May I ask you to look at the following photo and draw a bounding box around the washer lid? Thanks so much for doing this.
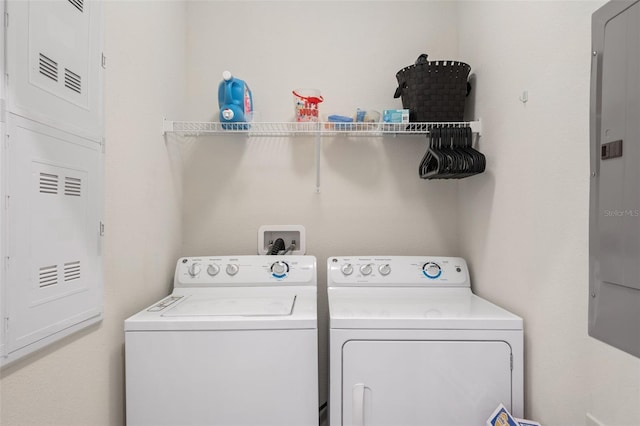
[124,286,317,331]
[328,287,522,330]
[162,294,296,317]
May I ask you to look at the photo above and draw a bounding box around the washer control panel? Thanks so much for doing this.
[146,295,183,312]
[174,255,316,287]
[328,256,469,287]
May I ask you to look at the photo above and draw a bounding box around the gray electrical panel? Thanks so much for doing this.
[589,0,640,358]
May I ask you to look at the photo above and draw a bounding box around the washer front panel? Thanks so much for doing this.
[126,328,318,426]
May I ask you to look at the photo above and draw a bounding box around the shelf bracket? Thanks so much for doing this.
[162,117,173,136]
[315,128,321,193]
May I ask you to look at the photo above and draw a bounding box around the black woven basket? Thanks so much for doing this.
[394,56,471,122]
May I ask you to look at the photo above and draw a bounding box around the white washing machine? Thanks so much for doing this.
[328,256,523,426]
[125,255,319,426]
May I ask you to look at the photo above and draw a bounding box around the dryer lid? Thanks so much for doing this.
[162,294,296,317]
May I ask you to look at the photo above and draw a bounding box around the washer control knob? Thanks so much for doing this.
[207,264,220,276]
[360,264,373,276]
[188,263,201,277]
[378,264,391,276]
[341,263,353,276]
[226,263,239,276]
[271,261,289,276]
[422,262,442,279]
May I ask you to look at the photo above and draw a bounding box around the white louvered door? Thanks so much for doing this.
[1,0,104,366]
[6,0,103,141]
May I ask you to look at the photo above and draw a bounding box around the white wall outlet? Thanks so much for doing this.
[258,225,306,255]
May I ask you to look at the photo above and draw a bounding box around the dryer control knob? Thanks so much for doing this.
[422,262,442,279]
[341,263,353,276]
[188,263,201,277]
[378,264,391,276]
[360,264,373,276]
[207,264,220,276]
[271,261,289,276]
[226,263,239,276]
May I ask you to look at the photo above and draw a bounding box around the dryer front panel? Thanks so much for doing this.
[341,340,512,426]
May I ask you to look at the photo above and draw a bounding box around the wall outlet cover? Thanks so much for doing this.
[258,225,306,255]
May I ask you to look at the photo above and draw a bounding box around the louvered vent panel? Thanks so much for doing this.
[39,54,58,82]
[64,177,82,197]
[39,173,59,194]
[64,69,82,94]
[64,261,81,282]
[39,265,58,288]
[68,0,83,12]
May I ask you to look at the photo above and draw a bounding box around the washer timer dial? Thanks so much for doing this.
[271,261,290,278]
[422,262,442,279]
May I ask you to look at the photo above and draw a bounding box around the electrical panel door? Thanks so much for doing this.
[589,0,640,358]
[5,0,103,141]
[0,0,6,361]
[4,117,103,360]
[1,0,104,366]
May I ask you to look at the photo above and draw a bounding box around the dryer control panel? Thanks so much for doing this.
[175,255,317,287]
[328,256,469,287]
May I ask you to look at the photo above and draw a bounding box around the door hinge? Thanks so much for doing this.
[99,221,105,236]
[510,353,513,371]
[101,53,107,69]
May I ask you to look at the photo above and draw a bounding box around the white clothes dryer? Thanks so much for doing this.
[125,255,318,426]
[328,256,523,426]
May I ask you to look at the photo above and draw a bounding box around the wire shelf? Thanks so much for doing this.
[162,118,482,193]
[163,120,481,136]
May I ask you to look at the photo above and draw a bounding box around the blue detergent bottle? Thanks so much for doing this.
[218,71,253,129]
